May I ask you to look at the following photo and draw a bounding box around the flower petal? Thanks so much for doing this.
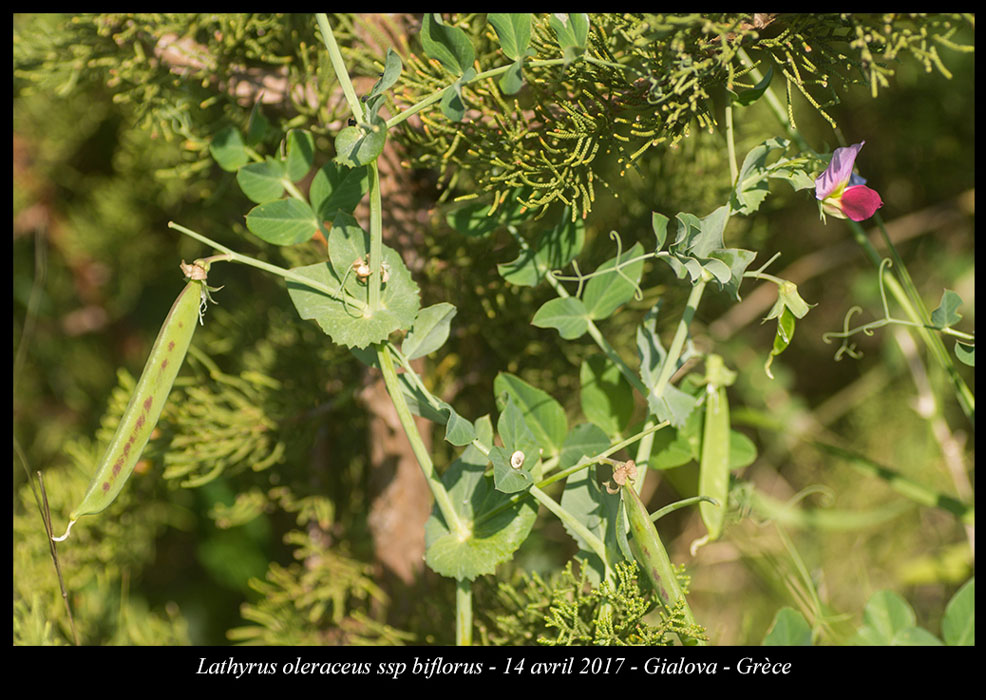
[815,141,865,200]
[840,185,883,221]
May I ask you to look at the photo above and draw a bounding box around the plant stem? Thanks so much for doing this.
[725,103,738,185]
[168,221,367,312]
[314,14,363,122]
[845,218,974,424]
[529,484,611,575]
[455,579,473,646]
[367,161,383,311]
[386,58,568,131]
[649,277,708,407]
[376,343,465,538]
[632,418,658,495]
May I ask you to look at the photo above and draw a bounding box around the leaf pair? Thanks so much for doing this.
[334,48,403,167]
[536,240,646,333]
[211,124,370,246]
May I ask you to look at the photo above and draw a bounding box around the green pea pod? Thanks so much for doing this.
[53,261,215,541]
[698,383,730,542]
[620,464,703,643]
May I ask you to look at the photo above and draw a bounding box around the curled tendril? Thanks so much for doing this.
[786,485,836,510]
[821,259,910,362]
[551,230,647,301]
[823,305,866,361]
[608,230,646,302]
[877,257,894,319]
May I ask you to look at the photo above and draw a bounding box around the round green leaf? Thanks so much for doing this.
[285,129,315,182]
[236,159,286,204]
[245,198,320,246]
[532,297,589,340]
[210,126,249,172]
[310,162,369,223]
[334,116,387,168]
[286,216,419,349]
[424,416,538,581]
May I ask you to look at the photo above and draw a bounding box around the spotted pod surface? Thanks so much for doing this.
[66,274,206,525]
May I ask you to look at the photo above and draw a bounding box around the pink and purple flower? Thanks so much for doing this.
[815,141,883,222]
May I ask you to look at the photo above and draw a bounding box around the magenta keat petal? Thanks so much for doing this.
[840,185,883,221]
[815,141,865,200]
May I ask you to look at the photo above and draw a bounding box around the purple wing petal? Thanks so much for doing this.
[815,142,865,200]
[841,185,883,221]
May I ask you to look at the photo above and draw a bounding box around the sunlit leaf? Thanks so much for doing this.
[245,198,319,246]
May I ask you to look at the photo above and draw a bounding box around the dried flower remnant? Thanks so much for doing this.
[606,459,638,494]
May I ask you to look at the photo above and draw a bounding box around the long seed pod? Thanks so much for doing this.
[618,460,704,644]
[698,383,730,541]
[693,354,735,554]
[53,260,216,541]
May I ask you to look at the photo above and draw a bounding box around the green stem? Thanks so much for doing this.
[632,418,658,495]
[650,495,719,523]
[386,58,568,131]
[455,579,473,646]
[725,103,738,186]
[376,344,465,537]
[845,218,974,423]
[315,14,364,122]
[367,161,383,311]
[283,179,308,204]
[649,277,708,407]
[529,484,611,576]
[168,222,367,312]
